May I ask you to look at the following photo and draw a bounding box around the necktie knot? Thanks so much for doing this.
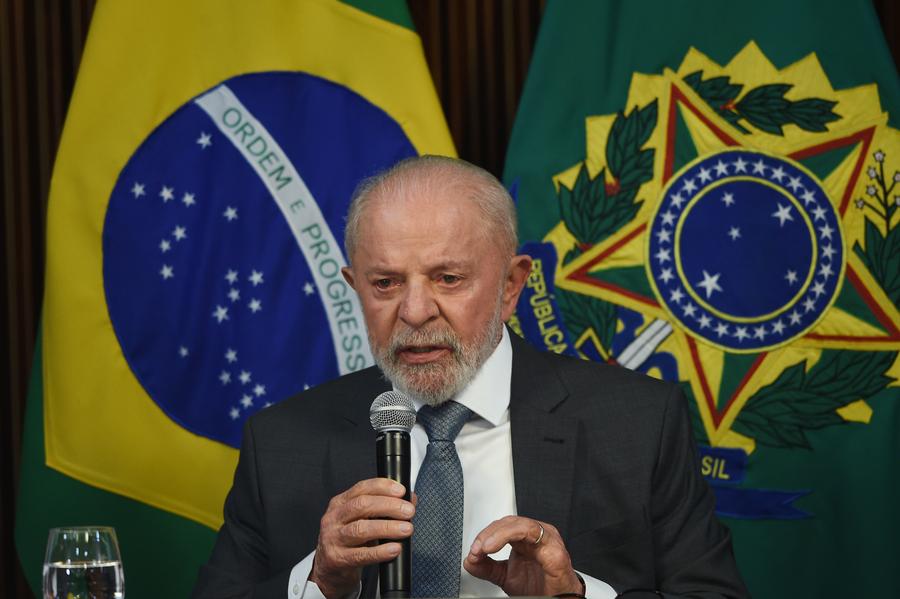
[417,401,472,442]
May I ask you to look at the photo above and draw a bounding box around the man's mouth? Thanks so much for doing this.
[396,345,451,364]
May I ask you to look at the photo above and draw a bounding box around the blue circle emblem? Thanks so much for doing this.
[647,149,844,352]
[103,72,417,447]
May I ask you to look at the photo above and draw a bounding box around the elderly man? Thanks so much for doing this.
[193,156,748,599]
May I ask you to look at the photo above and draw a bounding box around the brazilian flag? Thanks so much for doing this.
[506,0,900,597]
[15,1,453,596]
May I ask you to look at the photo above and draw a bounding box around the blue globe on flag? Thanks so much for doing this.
[103,72,417,447]
[646,149,845,352]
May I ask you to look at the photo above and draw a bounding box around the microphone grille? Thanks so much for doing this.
[369,391,416,433]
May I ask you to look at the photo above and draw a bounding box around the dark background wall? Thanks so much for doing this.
[0,1,896,597]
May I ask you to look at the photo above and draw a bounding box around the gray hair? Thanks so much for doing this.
[343,155,518,263]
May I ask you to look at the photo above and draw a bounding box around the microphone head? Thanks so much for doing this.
[369,391,416,433]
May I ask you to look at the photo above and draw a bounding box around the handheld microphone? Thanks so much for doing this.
[369,391,416,599]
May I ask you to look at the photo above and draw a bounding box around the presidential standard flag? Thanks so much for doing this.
[505,1,900,597]
[15,1,454,596]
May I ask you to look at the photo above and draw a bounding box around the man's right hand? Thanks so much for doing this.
[310,478,415,599]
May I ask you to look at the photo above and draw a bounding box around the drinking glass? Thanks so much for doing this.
[42,526,125,599]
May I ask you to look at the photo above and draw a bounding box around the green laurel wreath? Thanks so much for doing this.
[554,100,659,357]
[853,151,900,306]
[731,350,897,449]
[554,285,618,356]
[683,71,841,136]
[558,99,658,255]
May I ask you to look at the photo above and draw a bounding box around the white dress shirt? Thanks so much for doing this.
[288,328,615,599]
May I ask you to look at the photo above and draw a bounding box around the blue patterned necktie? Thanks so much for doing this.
[411,400,472,598]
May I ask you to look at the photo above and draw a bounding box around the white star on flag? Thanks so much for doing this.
[697,167,712,183]
[224,206,238,221]
[160,186,175,202]
[818,263,834,279]
[772,320,786,335]
[228,288,240,302]
[713,160,729,176]
[661,210,676,226]
[682,178,697,194]
[769,165,786,182]
[785,270,798,285]
[656,228,672,243]
[219,371,231,384]
[721,192,735,207]
[655,248,671,263]
[734,326,749,341]
[698,314,712,329]
[772,204,794,226]
[160,264,174,280]
[812,205,827,221]
[669,288,685,303]
[131,182,146,198]
[253,384,266,397]
[659,268,674,283]
[240,395,254,408]
[786,176,803,192]
[249,270,264,286]
[173,225,187,241]
[732,157,748,173]
[715,322,729,337]
[213,305,229,323]
[822,244,836,260]
[248,299,262,313]
[229,407,240,420]
[801,190,816,205]
[225,269,238,284]
[179,346,189,357]
[803,297,817,312]
[753,326,767,340]
[728,226,741,241]
[197,132,212,149]
[682,303,697,317]
[303,282,315,296]
[752,159,766,175]
[670,193,686,208]
[697,270,723,298]
[159,239,171,252]
[812,281,826,297]
[182,192,196,207]
[818,223,834,239]
[239,371,251,384]
[225,349,238,363]
[788,310,802,325]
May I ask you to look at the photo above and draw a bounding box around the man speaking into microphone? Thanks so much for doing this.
[193,156,748,598]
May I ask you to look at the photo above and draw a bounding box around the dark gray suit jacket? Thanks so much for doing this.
[193,333,748,598]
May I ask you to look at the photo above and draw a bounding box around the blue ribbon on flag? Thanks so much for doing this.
[699,445,811,519]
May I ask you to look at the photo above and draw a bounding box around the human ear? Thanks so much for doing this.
[500,254,532,321]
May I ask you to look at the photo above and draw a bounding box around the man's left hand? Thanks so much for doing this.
[464,516,584,597]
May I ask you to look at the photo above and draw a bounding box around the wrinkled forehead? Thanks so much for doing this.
[358,174,487,236]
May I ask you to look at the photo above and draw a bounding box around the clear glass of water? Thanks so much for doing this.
[43,526,125,599]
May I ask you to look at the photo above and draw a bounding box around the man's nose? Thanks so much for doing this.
[398,279,439,328]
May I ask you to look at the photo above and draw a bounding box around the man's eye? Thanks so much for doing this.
[440,274,461,285]
[374,278,394,289]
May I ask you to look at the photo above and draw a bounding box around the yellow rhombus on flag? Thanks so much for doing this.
[16,1,453,597]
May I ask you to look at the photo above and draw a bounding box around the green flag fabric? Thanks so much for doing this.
[505,1,900,597]
[15,1,453,597]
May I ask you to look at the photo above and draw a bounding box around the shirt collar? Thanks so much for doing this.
[408,326,512,427]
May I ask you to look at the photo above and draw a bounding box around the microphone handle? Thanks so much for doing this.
[376,430,411,599]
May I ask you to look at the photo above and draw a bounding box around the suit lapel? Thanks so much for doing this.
[508,333,579,538]
[324,368,391,495]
